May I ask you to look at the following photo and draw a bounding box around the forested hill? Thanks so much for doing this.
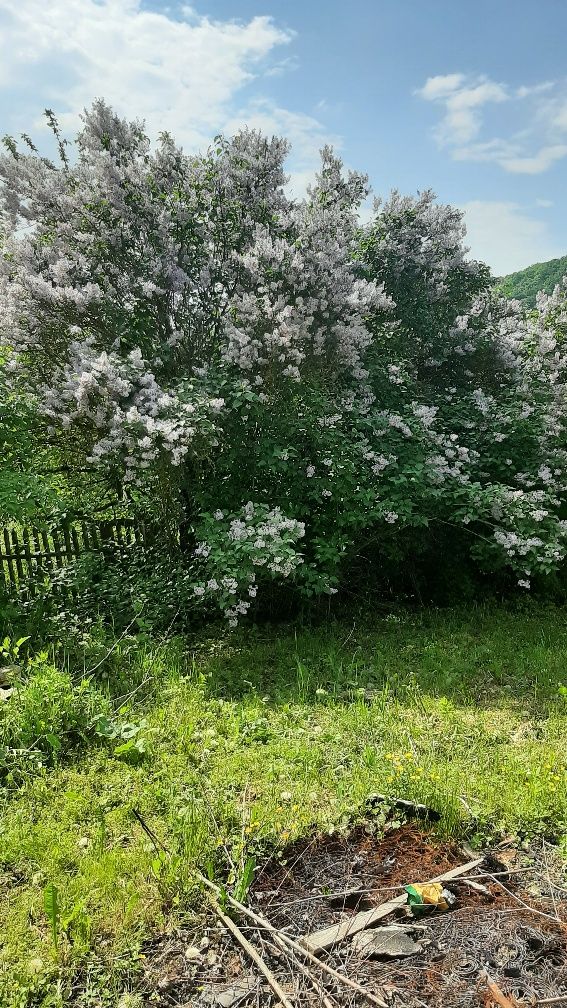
[495,254,567,306]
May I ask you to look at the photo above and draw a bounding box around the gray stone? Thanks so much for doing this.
[201,976,257,1006]
[351,925,423,958]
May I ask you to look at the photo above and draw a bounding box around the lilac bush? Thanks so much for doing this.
[1,103,566,621]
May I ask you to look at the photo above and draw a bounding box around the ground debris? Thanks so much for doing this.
[199,975,258,1006]
[351,924,424,958]
[137,825,567,1008]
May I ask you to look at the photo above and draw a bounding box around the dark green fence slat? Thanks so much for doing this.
[71,526,81,556]
[3,529,17,589]
[39,530,53,571]
[51,528,64,569]
[31,528,44,581]
[10,529,25,584]
[22,528,35,598]
[62,524,73,560]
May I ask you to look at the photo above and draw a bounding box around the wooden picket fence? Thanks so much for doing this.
[0,518,149,595]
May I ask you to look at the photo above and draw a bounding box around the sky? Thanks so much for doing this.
[0,0,566,275]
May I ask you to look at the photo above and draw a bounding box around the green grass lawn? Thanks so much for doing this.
[1,602,566,1006]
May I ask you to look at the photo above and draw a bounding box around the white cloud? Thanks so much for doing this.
[418,74,508,145]
[418,72,567,174]
[454,137,567,174]
[461,200,563,275]
[453,138,517,162]
[535,198,554,208]
[438,79,508,145]
[418,74,465,101]
[0,0,341,198]
[516,82,553,98]
[0,0,297,148]
[548,97,567,131]
[498,144,567,174]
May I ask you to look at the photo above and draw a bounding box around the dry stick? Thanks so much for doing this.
[541,839,561,923]
[275,868,528,909]
[526,998,567,1006]
[197,872,388,1008]
[484,872,566,924]
[266,935,336,1008]
[453,877,493,897]
[207,893,295,1008]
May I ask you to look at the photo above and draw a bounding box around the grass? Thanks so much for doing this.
[1,601,566,1006]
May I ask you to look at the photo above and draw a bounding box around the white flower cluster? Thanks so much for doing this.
[39,341,222,480]
[191,503,305,626]
[222,147,392,389]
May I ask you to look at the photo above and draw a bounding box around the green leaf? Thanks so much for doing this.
[43,882,60,951]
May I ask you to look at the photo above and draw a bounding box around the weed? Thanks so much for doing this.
[42,884,60,954]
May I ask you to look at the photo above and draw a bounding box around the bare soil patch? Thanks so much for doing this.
[141,825,567,1007]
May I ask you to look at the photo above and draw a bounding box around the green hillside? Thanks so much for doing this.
[496,254,567,307]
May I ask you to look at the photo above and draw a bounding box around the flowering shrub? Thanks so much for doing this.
[1,103,567,620]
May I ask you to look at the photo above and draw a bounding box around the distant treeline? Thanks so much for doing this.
[496,254,567,307]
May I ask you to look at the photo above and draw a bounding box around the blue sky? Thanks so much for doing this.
[1,0,566,274]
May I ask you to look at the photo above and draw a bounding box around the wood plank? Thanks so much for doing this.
[81,522,92,551]
[300,856,484,952]
[22,527,35,597]
[11,529,25,584]
[71,526,81,557]
[51,528,64,569]
[3,529,17,589]
[30,528,45,582]
[62,524,73,560]
[39,529,54,571]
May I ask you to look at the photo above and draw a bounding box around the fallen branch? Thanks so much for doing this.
[274,867,527,910]
[207,893,295,1008]
[197,872,388,1008]
[301,856,484,951]
[484,872,566,924]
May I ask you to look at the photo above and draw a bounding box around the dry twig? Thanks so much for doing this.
[206,893,295,1008]
[266,935,336,1008]
[198,871,388,1007]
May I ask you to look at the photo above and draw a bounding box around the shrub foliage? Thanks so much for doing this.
[1,103,567,622]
